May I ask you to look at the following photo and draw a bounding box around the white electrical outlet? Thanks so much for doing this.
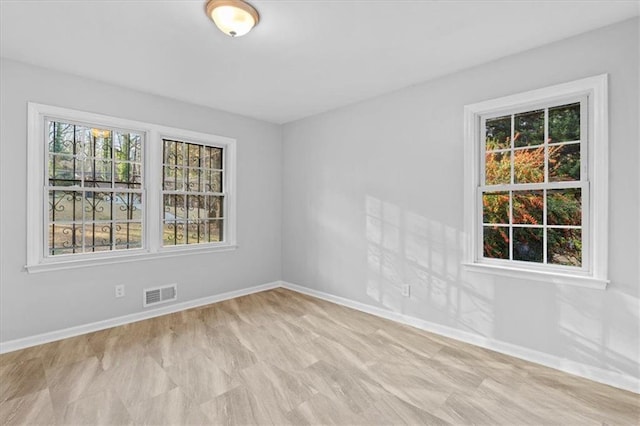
[401,284,410,297]
[115,285,125,298]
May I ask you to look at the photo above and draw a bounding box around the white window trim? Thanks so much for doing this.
[462,75,609,290]
[26,103,237,273]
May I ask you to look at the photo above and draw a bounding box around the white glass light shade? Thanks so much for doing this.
[206,0,259,37]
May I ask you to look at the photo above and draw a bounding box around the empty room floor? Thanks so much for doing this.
[0,288,638,425]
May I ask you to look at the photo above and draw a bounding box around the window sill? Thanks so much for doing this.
[462,262,608,290]
[24,244,239,273]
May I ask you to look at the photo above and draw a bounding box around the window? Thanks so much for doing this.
[463,75,608,289]
[47,121,144,256]
[27,104,236,272]
[162,139,225,246]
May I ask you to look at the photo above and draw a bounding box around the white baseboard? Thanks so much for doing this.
[280,281,640,395]
[0,281,280,354]
[2,279,637,395]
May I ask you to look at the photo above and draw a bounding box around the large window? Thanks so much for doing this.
[47,121,143,255]
[162,139,225,246]
[27,104,236,272]
[482,101,585,266]
[463,75,609,288]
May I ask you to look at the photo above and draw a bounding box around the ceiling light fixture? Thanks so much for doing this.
[205,0,259,37]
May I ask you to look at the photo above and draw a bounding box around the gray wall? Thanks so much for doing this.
[0,59,282,342]
[282,18,640,379]
[1,18,638,383]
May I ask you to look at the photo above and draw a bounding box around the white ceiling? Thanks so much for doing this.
[1,0,638,124]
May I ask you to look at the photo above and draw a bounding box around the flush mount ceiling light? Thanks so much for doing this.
[206,0,260,37]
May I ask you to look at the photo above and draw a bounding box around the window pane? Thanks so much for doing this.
[163,194,186,220]
[49,190,83,222]
[187,144,202,167]
[84,223,112,252]
[513,227,543,263]
[203,170,222,192]
[548,228,582,267]
[483,226,509,259]
[49,223,82,255]
[170,141,185,166]
[186,168,200,192]
[114,162,141,186]
[115,222,142,250]
[206,196,224,218]
[482,191,509,224]
[549,143,580,182]
[513,190,543,225]
[163,221,185,246]
[49,154,77,182]
[163,140,183,165]
[185,221,205,244]
[49,122,77,155]
[514,110,544,147]
[114,132,142,163]
[204,146,223,169]
[85,128,112,160]
[114,192,143,221]
[75,126,93,158]
[549,103,580,143]
[485,116,511,150]
[82,159,113,185]
[93,133,112,160]
[163,166,184,191]
[84,192,113,221]
[547,188,581,226]
[514,147,544,183]
[187,195,204,219]
[485,151,511,185]
[164,140,179,165]
[207,219,224,242]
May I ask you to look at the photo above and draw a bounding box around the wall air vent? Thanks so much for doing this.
[143,284,177,307]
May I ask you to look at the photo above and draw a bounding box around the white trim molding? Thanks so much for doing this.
[280,281,639,395]
[463,75,609,289]
[1,279,637,394]
[0,281,280,354]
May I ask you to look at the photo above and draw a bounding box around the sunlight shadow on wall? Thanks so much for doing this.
[365,194,495,337]
[557,286,640,376]
[362,194,638,378]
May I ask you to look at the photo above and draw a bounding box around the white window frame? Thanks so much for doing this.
[463,75,609,289]
[26,103,237,273]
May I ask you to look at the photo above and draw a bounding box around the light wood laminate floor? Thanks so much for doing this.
[1,288,638,425]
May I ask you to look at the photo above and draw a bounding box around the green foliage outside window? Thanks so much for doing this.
[482,103,582,267]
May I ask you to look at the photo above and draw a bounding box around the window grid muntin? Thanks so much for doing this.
[479,97,587,271]
[162,139,226,247]
[45,119,144,257]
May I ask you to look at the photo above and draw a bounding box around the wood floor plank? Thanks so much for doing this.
[0,287,638,425]
[0,358,48,403]
[57,390,132,425]
[44,356,104,413]
[127,388,210,426]
[199,386,273,425]
[359,393,451,425]
[237,361,316,413]
[0,389,56,426]
[285,391,363,425]
[164,353,238,404]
